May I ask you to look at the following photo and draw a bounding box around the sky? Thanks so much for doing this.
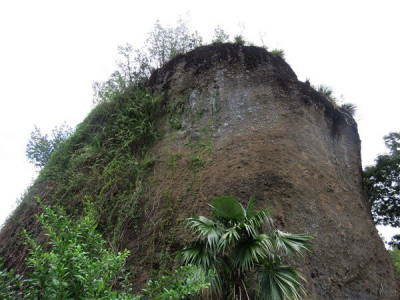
[0,0,399,243]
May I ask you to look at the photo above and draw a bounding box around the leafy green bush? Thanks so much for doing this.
[179,196,313,299]
[0,259,24,299]
[0,200,209,299]
[234,35,246,44]
[21,200,134,299]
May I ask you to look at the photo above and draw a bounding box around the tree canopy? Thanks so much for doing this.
[26,123,72,168]
[364,132,400,247]
[364,132,400,227]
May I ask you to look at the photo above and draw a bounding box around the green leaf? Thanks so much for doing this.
[210,196,245,221]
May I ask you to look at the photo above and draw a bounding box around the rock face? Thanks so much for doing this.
[1,43,398,299]
[148,43,399,299]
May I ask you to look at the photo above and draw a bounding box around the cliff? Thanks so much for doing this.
[1,43,398,299]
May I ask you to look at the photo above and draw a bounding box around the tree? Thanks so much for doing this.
[364,132,400,247]
[26,123,72,168]
[93,17,203,104]
[179,196,313,300]
[364,132,400,226]
[212,26,230,44]
[146,17,203,68]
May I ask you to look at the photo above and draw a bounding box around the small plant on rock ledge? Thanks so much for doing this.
[271,49,285,59]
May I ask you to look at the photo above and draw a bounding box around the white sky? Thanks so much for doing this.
[0,0,399,243]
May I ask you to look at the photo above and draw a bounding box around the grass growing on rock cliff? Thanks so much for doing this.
[35,86,164,246]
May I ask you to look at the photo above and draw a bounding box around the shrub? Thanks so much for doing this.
[0,200,209,299]
[21,200,134,299]
[234,35,246,44]
[340,103,357,116]
[270,49,285,59]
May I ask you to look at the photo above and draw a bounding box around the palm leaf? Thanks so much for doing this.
[210,196,245,221]
[245,196,256,218]
[272,230,313,256]
[218,224,241,253]
[257,260,306,300]
[186,216,221,249]
[232,234,273,272]
[248,207,273,230]
[179,241,219,270]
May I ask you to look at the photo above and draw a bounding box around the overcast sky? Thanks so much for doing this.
[0,0,399,242]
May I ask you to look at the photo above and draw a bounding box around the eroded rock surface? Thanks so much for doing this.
[148,43,399,299]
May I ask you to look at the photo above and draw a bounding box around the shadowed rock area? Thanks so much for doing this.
[1,43,399,299]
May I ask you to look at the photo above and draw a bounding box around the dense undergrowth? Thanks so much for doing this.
[36,86,164,247]
[0,201,209,299]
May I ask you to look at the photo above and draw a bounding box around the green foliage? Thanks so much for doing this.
[316,84,335,102]
[92,45,151,104]
[364,132,400,227]
[1,201,210,299]
[0,259,24,299]
[179,196,313,299]
[212,26,230,44]
[38,87,163,245]
[93,17,202,104]
[234,35,246,44]
[26,123,72,168]
[0,200,136,299]
[270,49,285,59]
[146,17,203,68]
[314,85,357,116]
[140,265,210,299]
[389,247,400,277]
[340,102,357,117]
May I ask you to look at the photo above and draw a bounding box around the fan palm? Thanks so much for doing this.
[179,196,313,300]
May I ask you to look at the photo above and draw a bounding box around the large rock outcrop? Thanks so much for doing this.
[147,43,399,299]
[1,43,398,299]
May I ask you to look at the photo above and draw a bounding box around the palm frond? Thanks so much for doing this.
[272,230,313,256]
[248,207,273,230]
[245,196,256,218]
[257,261,306,300]
[218,225,241,253]
[203,271,223,298]
[210,196,245,222]
[179,241,219,270]
[186,216,222,249]
[232,234,273,272]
